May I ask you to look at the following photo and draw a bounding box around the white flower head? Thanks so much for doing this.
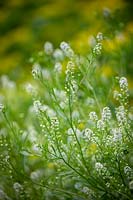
[60,41,74,58]
[124,166,132,175]
[74,182,82,190]
[0,189,10,200]
[33,100,42,114]
[95,162,104,171]
[102,107,111,122]
[93,42,102,55]
[89,111,98,121]
[53,48,64,60]
[60,41,70,51]
[44,41,54,55]
[1,75,16,89]
[83,128,93,140]
[54,62,62,73]
[112,128,122,142]
[97,120,105,130]
[72,110,80,119]
[30,169,43,181]
[67,127,81,138]
[67,128,73,135]
[82,186,90,194]
[42,69,51,79]
[116,106,126,124]
[32,63,41,79]
[13,182,23,193]
[96,32,103,42]
[119,77,128,89]
[24,83,35,95]
[103,7,111,18]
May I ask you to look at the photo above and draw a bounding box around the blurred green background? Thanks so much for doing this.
[0,0,133,83]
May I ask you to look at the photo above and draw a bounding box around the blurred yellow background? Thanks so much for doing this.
[0,0,133,81]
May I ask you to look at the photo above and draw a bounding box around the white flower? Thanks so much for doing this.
[32,63,41,79]
[95,162,104,171]
[46,108,56,117]
[116,106,126,124]
[44,41,53,55]
[0,104,5,112]
[33,100,42,114]
[60,41,70,51]
[67,128,73,135]
[97,120,105,130]
[89,111,98,121]
[59,101,66,109]
[53,48,64,60]
[112,128,122,142]
[119,77,128,89]
[54,62,62,73]
[0,103,4,111]
[83,128,93,139]
[42,69,51,79]
[82,186,90,194]
[51,116,59,131]
[13,182,23,193]
[96,32,103,42]
[74,182,82,190]
[0,189,11,200]
[72,110,80,119]
[60,41,74,58]
[24,83,35,94]
[88,35,96,47]
[53,89,66,101]
[1,75,16,89]
[103,7,111,18]
[32,144,42,154]
[93,42,102,55]
[67,127,81,138]
[66,61,75,72]
[102,107,111,122]
[30,169,43,181]
[113,90,120,100]
[124,166,132,175]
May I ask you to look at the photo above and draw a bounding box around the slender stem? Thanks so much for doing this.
[3,112,17,138]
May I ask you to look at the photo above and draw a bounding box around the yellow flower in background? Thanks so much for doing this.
[128,78,133,90]
[6,0,25,7]
[86,143,97,156]
[103,32,128,53]
[7,27,31,43]
[80,0,125,20]
[101,65,114,77]
[126,22,133,34]
[28,155,40,161]
[78,122,85,130]
[47,162,56,170]
[0,10,7,23]
[0,53,20,72]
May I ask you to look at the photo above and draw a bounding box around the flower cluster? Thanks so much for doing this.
[65,61,78,96]
[32,63,41,79]
[89,111,98,121]
[114,77,129,106]
[60,41,74,59]
[115,105,127,125]
[44,41,54,55]
[102,107,111,122]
